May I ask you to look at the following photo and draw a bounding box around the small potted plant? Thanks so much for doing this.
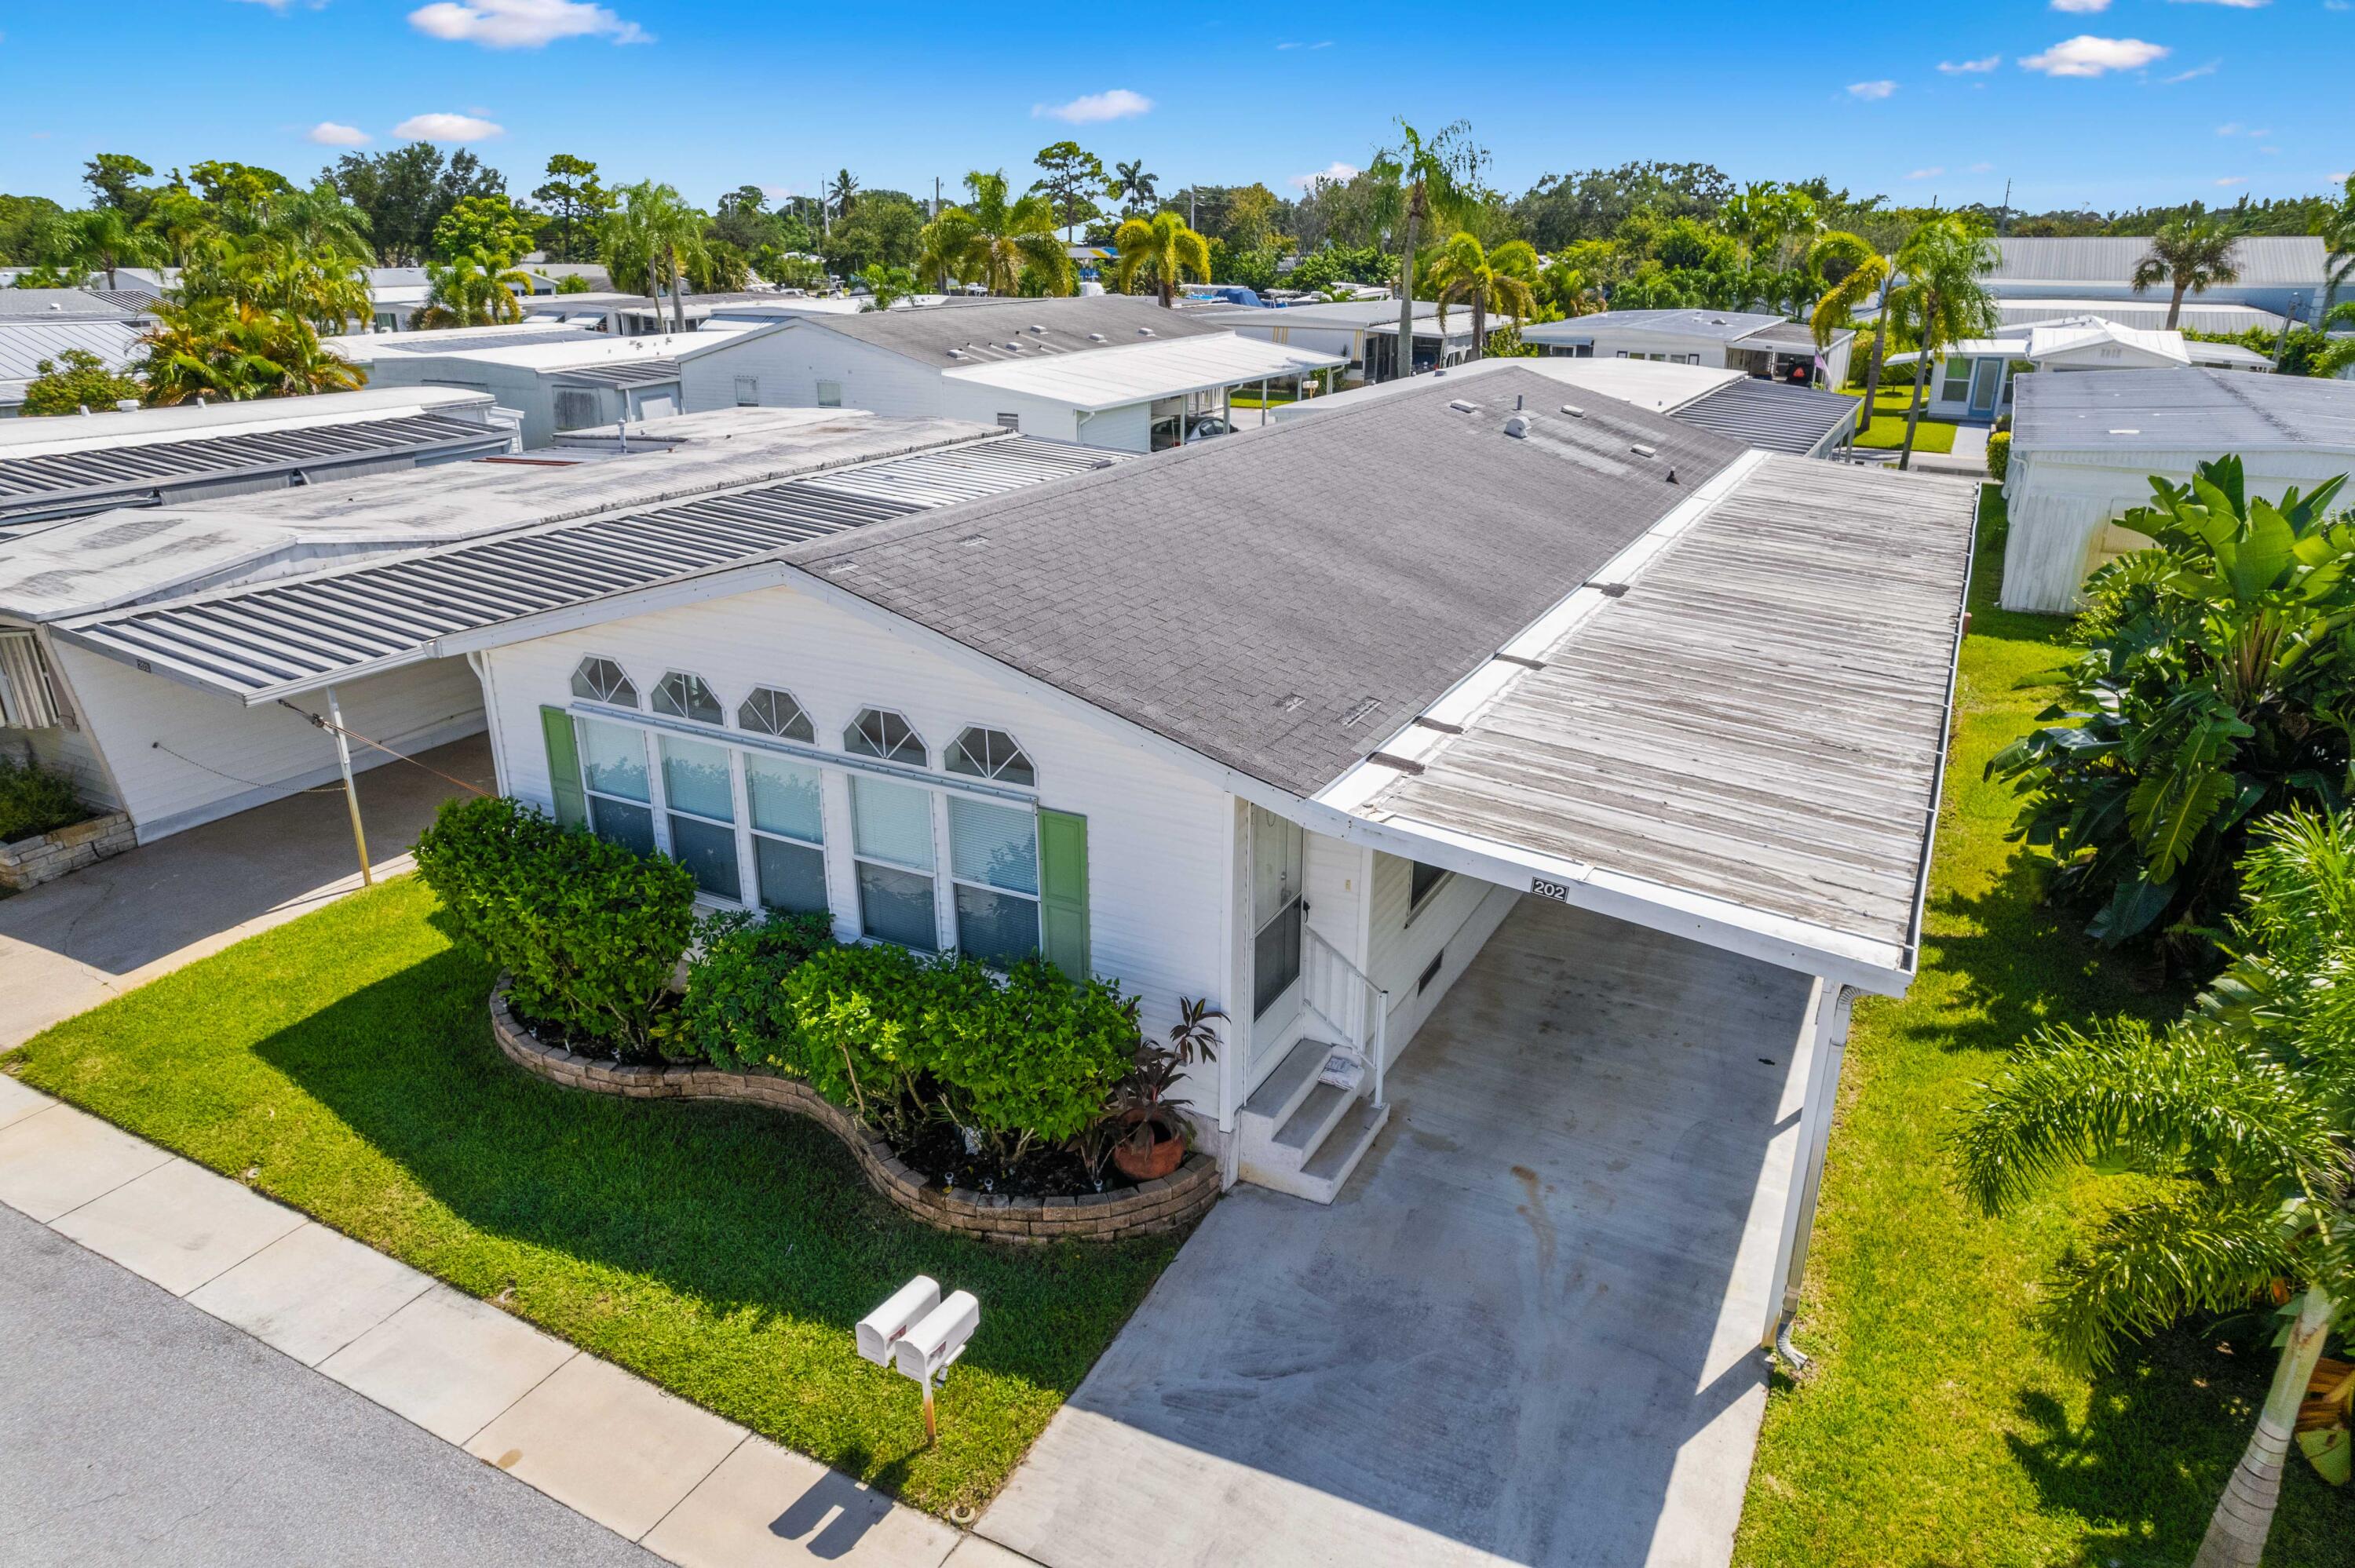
[1109,997,1224,1182]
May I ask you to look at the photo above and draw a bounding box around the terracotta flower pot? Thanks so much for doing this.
[1112,1116,1185,1182]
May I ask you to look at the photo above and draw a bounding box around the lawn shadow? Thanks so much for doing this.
[246,935,1179,1398]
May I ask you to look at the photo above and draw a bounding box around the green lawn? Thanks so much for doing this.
[1,878,1181,1518]
[1733,488,2353,1567]
[1846,385,1960,454]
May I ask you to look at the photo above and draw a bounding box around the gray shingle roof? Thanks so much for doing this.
[790,296,1229,366]
[781,366,1751,795]
[2012,367,2355,456]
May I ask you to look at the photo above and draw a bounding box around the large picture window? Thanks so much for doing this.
[659,734,739,899]
[948,797,1039,965]
[745,753,827,913]
[577,717,655,857]
[852,776,938,950]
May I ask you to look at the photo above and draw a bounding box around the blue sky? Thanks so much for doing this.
[1,0,2347,214]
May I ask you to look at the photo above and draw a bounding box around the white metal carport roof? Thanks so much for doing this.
[1313,453,1979,994]
[939,332,1345,410]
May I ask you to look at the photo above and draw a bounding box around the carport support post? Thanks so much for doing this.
[1765,980,1857,1349]
[324,684,372,888]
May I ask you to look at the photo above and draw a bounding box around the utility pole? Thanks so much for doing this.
[1998,178,2013,237]
[933,176,941,221]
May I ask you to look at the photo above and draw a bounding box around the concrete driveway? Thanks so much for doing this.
[0,735,491,1048]
[978,897,1816,1568]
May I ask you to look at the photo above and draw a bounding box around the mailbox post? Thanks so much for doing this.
[857,1277,980,1446]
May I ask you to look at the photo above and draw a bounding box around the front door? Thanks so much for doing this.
[1248,805,1305,1073]
[1967,358,2002,418]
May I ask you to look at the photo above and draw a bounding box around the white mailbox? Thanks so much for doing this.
[856,1275,940,1368]
[893,1290,980,1387]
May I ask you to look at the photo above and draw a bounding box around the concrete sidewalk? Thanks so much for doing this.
[0,1073,1022,1568]
[0,735,498,1049]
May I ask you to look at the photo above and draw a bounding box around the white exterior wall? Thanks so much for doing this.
[45,644,485,840]
[363,357,560,446]
[2,717,116,811]
[2003,446,2355,613]
[1223,319,1370,378]
[478,578,1240,1114]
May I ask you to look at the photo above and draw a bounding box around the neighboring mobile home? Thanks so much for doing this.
[1894,316,2275,425]
[42,370,1977,1364]
[671,296,1344,452]
[1984,235,2333,326]
[350,329,754,447]
[1185,297,1495,384]
[1520,308,1856,391]
[2000,367,2355,612]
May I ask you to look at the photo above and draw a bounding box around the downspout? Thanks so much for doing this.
[466,650,510,799]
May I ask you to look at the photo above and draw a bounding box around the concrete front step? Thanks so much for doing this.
[1244,1099,1389,1204]
[1236,1037,1381,1203]
[1238,1036,1331,1131]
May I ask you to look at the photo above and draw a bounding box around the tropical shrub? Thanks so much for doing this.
[1986,429,2010,483]
[414,794,697,1052]
[1988,458,2355,954]
[677,908,834,1069]
[0,757,90,842]
[768,940,933,1136]
[1957,809,2355,1556]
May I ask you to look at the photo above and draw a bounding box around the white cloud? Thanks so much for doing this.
[1938,54,2002,72]
[1291,161,1360,190]
[392,111,504,141]
[1033,88,1152,123]
[232,0,330,9]
[2171,0,2267,7]
[1275,40,1332,49]
[2216,120,2242,133]
[2161,60,2221,82]
[1967,160,1995,173]
[2216,175,2248,185]
[1905,166,1945,180]
[2019,35,2168,75]
[1847,79,1897,99]
[2050,0,2110,11]
[306,121,370,145]
[407,0,648,48]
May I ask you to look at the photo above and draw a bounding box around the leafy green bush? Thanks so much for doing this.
[677,908,834,1069]
[1987,429,2010,483]
[0,757,90,843]
[414,794,697,1053]
[1988,457,2355,956]
[768,941,932,1135]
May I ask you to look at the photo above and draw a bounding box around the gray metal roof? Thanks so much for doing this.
[1355,456,1978,983]
[550,359,682,389]
[790,295,1229,366]
[378,327,601,355]
[1670,377,1860,454]
[0,290,148,323]
[1988,235,2327,289]
[2011,367,2355,456]
[0,412,512,531]
[0,320,146,399]
[1189,299,1445,330]
[1521,309,1805,345]
[782,366,1751,797]
[52,436,1116,700]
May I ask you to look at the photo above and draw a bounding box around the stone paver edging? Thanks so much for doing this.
[489,983,1218,1245]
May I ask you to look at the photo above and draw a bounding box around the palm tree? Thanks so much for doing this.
[2317,174,2355,330]
[599,183,708,333]
[1958,808,2355,1568]
[2133,214,2242,330]
[140,297,364,403]
[1887,217,1998,471]
[827,169,860,225]
[55,206,167,290]
[921,172,1072,297]
[257,183,375,264]
[1808,228,1893,411]
[1110,159,1158,215]
[412,250,530,329]
[1426,233,1539,360]
[1373,119,1473,381]
[1112,210,1210,307]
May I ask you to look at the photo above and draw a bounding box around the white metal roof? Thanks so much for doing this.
[1988,235,2327,289]
[2026,319,2191,366]
[0,320,145,402]
[1272,357,1743,423]
[939,332,1345,410]
[1521,308,1817,346]
[321,319,594,364]
[1995,297,2289,334]
[0,386,495,460]
[2011,367,2355,457]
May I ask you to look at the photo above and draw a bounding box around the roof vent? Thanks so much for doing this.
[1630,443,1657,458]
[1087,332,1106,341]
[1503,414,1530,439]
[947,348,966,358]
[2109,427,2141,436]
[1028,324,1046,334]
[47,302,63,312]
[1448,399,1481,414]
[1561,403,1584,418]
[1137,326,1155,337]
[961,534,989,548]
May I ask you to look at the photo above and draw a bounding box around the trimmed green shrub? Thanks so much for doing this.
[768,941,932,1134]
[1987,429,2010,482]
[0,757,90,844]
[414,794,696,1052]
[917,956,1138,1161]
[677,908,834,1069]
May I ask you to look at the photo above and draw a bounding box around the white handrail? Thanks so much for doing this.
[1302,924,1391,1110]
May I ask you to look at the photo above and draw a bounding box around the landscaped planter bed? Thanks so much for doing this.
[490,979,1218,1244]
[0,811,134,892]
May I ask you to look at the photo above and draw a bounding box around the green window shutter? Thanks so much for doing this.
[1037,808,1090,982]
[539,706,588,829]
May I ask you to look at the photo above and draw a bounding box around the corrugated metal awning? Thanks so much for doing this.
[550,359,682,390]
[50,436,1116,703]
[1671,378,1860,455]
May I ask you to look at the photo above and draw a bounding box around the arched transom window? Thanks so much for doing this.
[652,670,723,725]
[571,656,637,707]
[945,726,1035,788]
[738,685,815,743]
[845,707,926,768]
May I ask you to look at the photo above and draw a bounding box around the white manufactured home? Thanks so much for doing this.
[670,296,1344,454]
[39,374,1977,1407]
[1521,308,1856,391]
[2000,367,2355,613]
[346,328,756,448]
[1186,297,1492,384]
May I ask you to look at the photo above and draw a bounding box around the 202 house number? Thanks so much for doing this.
[1530,877,1573,903]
